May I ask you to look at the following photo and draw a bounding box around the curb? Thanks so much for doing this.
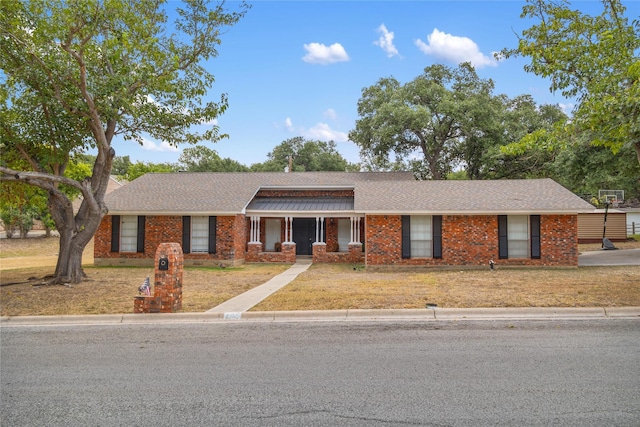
[1,307,639,326]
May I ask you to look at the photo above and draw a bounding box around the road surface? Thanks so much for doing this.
[2,319,639,426]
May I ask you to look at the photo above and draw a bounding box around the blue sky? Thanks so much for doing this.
[112,0,640,167]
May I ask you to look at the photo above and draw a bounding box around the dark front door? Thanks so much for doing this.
[292,218,315,255]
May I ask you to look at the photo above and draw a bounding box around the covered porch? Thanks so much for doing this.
[243,194,364,263]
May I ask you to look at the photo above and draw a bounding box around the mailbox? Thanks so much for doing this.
[158,256,169,271]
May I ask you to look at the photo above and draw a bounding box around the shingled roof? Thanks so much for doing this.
[104,172,592,215]
[353,178,593,214]
[104,171,414,215]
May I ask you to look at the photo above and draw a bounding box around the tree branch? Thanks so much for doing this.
[0,167,85,193]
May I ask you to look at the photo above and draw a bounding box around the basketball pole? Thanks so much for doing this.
[602,200,610,249]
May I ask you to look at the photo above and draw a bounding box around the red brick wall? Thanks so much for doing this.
[96,213,578,267]
[255,189,354,198]
[365,214,579,267]
[94,214,246,265]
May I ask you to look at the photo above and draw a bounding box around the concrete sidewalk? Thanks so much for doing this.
[205,259,312,315]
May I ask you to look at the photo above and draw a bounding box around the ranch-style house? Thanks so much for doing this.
[94,172,594,267]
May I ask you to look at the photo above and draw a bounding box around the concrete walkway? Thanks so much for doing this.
[578,248,640,266]
[206,259,312,315]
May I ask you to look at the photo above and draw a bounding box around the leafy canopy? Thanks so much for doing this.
[500,0,640,163]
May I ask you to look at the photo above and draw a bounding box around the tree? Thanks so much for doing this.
[349,63,497,180]
[553,136,640,201]
[500,0,640,164]
[178,146,249,172]
[111,156,132,177]
[488,95,568,179]
[123,162,177,182]
[0,0,249,284]
[250,137,358,172]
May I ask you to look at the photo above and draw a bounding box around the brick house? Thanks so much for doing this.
[94,172,593,267]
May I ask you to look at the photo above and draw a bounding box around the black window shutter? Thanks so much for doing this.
[530,215,541,259]
[498,215,508,259]
[111,215,120,252]
[208,216,217,254]
[433,215,442,259]
[401,215,411,259]
[137,216,145,253]
[182,216,191,254]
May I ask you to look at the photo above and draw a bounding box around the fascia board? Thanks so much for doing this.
[359,209,584,215]
[245,210,362,218]
[107,211,239,216]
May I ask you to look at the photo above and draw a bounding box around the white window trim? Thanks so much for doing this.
[120,215,138,253]
[410,215,433,258]
[191,216,209,253]
[507,215,529,259]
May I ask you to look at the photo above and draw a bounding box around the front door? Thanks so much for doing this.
[292,218,316,255]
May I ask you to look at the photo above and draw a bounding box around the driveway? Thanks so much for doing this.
[579,248,640,266]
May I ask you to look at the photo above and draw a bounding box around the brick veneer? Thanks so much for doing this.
[96,213,579,267]
[134,242,183,313]
[94,214,246,266]
[365,214,579,267]
[255,189,354,198]
[313,242,364,263]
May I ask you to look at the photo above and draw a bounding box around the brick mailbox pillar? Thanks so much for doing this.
[134,243,183,313]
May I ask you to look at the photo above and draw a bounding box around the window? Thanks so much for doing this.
[410,216,432,257]
[191,216,209,253]
[498,215,540,259]
[182,216,216,254]
[120,215,138,252]
[402,215,441,259]
[507,215,529,258]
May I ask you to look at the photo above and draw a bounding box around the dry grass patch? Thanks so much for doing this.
[251,264,640,311]
[0,236,94,269]
[0,264,290,316]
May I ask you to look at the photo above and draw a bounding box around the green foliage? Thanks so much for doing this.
[112,156,132,176]
[250,137,357,172]
[0,206,35,238]
[553,139,640,201]
[446,170,469,180]
[0,0,248,282]
[349,63,499,180]
[178,146,249,172]
[501,0,640,163]
[123,162,177,181]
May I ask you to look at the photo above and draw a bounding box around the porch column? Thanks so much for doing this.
[315,217,325,243]
[250,216,261,243]
[350,216,361,244]
[284,216,293,242]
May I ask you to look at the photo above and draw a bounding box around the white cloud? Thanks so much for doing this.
[284,117,295,132]
[305,123,348,142]
[141,137,179,152]
[323,109,337,120]
[558,103,575,115]
[200,117,218,126]
[374,24,399,58]
[415,28,497,68]
[302,42,350,65]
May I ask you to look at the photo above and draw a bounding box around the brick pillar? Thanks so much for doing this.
[313,242,327,263]
[246,242,262,262]
[281,242,297,263]
[134,242,183,313]
[348,243,364,263]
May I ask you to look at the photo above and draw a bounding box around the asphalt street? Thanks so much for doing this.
[2,319,639,426]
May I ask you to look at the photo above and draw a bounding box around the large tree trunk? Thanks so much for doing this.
[45,148,113,285]
[49,200,105,284]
